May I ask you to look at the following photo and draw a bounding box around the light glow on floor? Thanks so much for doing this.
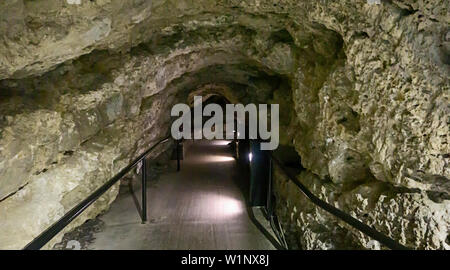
[202,194,243,219]
[202,155,234,162]
[211,140,232,146]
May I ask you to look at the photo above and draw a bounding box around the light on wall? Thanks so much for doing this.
[248,152,253,162]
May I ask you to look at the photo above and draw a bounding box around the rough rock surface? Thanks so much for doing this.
[0,0,448,249]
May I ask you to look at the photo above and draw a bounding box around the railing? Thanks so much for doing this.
[24,136,173,250]
[23,135,408,250]
[267,152,411,250]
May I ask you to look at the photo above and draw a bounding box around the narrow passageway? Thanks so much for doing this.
[87,140,275,250]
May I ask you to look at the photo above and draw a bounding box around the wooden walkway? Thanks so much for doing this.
[87,140,275,250]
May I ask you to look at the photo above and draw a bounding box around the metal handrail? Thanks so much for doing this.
[23,135,408,250]
[24,136,172,250]
[268,152,410,250]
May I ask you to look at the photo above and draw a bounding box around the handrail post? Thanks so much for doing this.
[141,158,147,224]
[23,136,170,250]
[266,153,273,218]
[176,139,181,172]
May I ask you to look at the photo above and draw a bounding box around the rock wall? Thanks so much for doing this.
[0,0,448,249]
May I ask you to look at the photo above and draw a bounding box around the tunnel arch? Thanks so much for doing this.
[0,0,448,250]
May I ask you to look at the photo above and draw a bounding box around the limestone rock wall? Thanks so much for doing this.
[0,0,448,249]
[0,49,178,248]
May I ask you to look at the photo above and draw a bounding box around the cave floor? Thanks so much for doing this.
[82,140,275,250]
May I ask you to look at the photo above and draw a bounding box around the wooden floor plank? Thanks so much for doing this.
[87,140,275,250]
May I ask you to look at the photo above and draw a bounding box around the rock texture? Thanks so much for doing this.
[0,0,448,249]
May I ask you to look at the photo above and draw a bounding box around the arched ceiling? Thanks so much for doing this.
[0,0,350,81]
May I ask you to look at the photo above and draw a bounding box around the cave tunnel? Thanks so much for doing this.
[0,0,448,252]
